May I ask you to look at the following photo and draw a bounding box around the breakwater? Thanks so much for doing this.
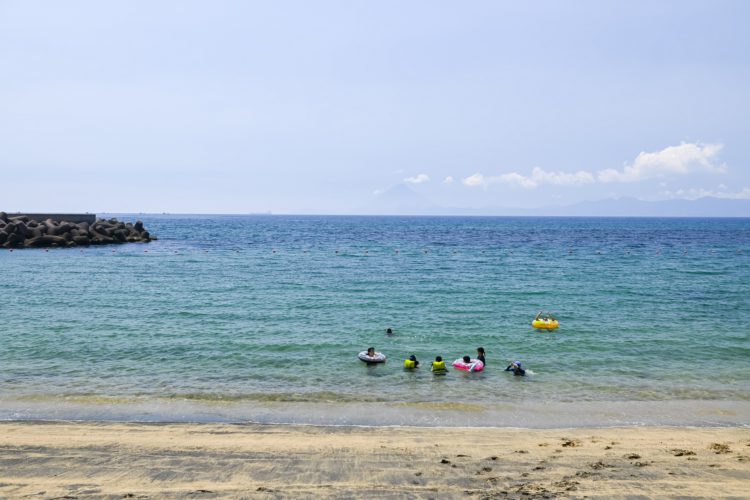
[5,213,96,224]
[0,212,155,248]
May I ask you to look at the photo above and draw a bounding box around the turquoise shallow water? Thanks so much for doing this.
[1,216,749,426]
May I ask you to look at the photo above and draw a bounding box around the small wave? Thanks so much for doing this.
[391,401,485,412]
[162,391,389,403]
[14,394,143,405]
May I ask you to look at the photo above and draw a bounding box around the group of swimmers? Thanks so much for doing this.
[360,345,526,376]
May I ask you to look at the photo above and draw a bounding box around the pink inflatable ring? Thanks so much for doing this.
[452,358,484,372]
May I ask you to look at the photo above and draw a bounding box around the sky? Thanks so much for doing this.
[1,0,749,214]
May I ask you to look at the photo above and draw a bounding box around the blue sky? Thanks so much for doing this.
[1,0,748,214]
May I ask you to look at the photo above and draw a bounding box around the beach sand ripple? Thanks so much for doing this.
[1,423,748,498]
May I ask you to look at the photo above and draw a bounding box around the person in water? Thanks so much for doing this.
[476,347,486,365]
[505,360,526,376]
[404,354,419,369]
[367,347,376,357]
[385,327,394,336]
[454,355,483,373]
[431,356,447,373]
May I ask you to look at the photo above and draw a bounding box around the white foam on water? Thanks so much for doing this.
[1,398,748,428]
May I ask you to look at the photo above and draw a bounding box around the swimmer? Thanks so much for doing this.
[404,354,419,369]
[505,360,526,376]
[476,347,486,365]
[386,327,394,336]
[431,356,447,373]
[358,347,386,363]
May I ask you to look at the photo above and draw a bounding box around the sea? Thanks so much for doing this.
[2,215,749,428]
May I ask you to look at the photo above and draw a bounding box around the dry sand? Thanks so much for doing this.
[1,422,748,498]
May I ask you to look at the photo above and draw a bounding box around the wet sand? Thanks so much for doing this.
[1,422,748,498]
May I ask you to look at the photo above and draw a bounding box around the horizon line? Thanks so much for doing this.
[88,212,750,219]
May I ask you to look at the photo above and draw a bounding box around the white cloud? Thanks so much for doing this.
[661,187,750,200]
[529,167,595,187]
[443,176,454,184]
[462,167,594,189]
[403,173,430,184]
[462,173,487,187]
[728,187,750,199]
[460,142,728,193]
[598,142,726,183]
[498,171,538,188]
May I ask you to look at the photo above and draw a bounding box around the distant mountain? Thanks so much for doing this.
[537,197,750,217]
[363,184,444,215]
[359,191,750,217]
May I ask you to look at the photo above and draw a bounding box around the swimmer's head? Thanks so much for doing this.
[435,356,442,362]
[409,355,417,361]
[463,355,471,363]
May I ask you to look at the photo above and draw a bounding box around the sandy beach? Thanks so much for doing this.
[0,422,748,498]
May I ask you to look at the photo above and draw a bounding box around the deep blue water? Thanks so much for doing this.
[1,216,749,426]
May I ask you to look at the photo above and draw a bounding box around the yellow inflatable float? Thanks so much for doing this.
[532,311,559,330]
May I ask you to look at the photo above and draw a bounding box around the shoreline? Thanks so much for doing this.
[2,398,749,429]
[2,418,749,432]
[1,421,748,498]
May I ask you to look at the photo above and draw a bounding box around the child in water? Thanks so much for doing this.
[431,356,447,373]
[404,354,419,369]
[476,347,486,365]
[505,360,526,376]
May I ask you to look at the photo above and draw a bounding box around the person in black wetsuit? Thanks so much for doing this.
[505,361,525,376]
[476,347,486,365]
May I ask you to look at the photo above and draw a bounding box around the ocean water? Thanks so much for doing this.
[2,215,749,427]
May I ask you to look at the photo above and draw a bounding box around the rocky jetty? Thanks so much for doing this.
[0,212,156,249]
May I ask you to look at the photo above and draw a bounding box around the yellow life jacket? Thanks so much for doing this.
[431,361,447,372]
[404,359,416,369]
